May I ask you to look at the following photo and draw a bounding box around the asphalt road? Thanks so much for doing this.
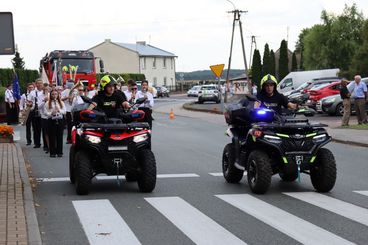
[20,96,368,245]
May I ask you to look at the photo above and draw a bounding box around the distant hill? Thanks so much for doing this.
[176,69,245,81]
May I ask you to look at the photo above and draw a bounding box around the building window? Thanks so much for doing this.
[171,58,173,69]
[141,57,146,70]
[163,58,166,68]
[153,57,156,68]
[164,77,167,86]
[153,77,157,86]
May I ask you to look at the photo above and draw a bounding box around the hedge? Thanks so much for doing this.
[0,68,39,93]
[0,86,6,103]
[96,73,146,85]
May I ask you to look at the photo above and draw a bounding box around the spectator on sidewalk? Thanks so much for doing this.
[348,75,368,124]
[124,80,138,104]
[45,89,66,157]
[20,83,35,145]
[340,79,351,126]
[5,83,18,125]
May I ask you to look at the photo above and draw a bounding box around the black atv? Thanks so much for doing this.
[69,97,156,195]
[222,97,336,194]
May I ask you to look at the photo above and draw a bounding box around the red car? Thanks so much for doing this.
[306,81,342,109]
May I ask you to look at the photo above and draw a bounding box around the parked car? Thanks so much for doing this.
[187,85,202,97]
[306,81,342,109]
[156,86,170,97]
[198,85,221,104]
[277,68,339,94]
[284,78,338,98]
[317,78,368,116]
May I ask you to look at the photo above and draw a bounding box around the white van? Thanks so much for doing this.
[277,68,340,94]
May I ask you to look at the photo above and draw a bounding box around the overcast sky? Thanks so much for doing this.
[1,0,367,72]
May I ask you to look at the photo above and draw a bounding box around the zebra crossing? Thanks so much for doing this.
[72,191,368,245]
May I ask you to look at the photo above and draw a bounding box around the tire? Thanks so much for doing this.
[137,149,157,193]
[310,148,336,192]
[198,99,203,104]
[69,145,76,184]
[279,171,298,182]
[125,171,138,182]
[75,151,93,195]
[222,143,244,183]
[335,103,344,116]
[167,93,170,97]
[247,150,272,194]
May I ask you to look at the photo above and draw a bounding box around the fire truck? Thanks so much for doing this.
[40,50,104,89]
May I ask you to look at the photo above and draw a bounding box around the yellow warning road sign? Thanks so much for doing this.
[210,64,225,78]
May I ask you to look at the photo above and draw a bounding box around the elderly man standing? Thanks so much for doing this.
[348,75,368,124]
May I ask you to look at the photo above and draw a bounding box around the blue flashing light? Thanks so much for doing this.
[257,110,267,115]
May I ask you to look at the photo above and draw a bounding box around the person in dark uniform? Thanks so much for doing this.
[88,75,129,116]
[256,74,298,113]
[5,83,18,125]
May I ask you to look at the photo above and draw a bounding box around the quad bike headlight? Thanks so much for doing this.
[313,134,327,143]
[264,135,282,144]
[85,135,101,144]
[133,134,148,143]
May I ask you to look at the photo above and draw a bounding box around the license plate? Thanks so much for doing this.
[316,104,322,111]
[108,146,128,151]
[295,155,303,165]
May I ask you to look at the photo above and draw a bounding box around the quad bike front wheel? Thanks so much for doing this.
[310,148,336,192]
[69,145,76,184]
[247,150,272,194]
[137,149,157,193]
[75,151,93,195]
[222,143,244,183]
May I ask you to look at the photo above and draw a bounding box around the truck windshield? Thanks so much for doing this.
[58,59,94,73]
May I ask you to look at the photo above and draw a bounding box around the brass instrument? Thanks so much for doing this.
[68,80,83,104]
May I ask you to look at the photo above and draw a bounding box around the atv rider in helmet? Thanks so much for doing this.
[255,74,298,113]
[88,75,130,118]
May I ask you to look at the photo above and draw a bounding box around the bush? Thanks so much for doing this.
[0,86,6,102]
[0,68,39,93]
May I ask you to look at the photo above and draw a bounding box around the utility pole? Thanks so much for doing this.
[248,35,258,70]
[224,9,248,103]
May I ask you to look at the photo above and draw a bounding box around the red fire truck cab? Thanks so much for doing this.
[40,50,103,89]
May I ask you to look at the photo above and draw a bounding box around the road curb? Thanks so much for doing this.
[16,143,42,245]
[182,102,223,115]
[331,138,368,148]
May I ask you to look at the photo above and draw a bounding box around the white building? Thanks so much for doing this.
[88,39,177,87]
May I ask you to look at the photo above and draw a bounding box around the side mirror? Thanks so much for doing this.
[99,59,105,73]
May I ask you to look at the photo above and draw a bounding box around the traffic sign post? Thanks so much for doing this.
[210,64,225,108]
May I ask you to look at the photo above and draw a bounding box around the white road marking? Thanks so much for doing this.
[36,173,200,182]
[72,199,141,245]
[216,194,353,245]
[353,191,368,197]
[145,196,246,245]
[209,172,247,177]
[285,192,368,227]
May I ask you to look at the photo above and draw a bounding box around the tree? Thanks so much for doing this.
[251,49,262,89]
[301,4,365,73]
[291,52,298,71]
[295,28,310,70]
[262,43,271,76]
[349,20,368,77]
[278,40,289,80]
[269,49,276,76]
[11,51,25,69]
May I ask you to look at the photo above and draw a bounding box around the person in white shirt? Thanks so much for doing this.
[40,83,52,152]
[135,80,154,128]
[123,80,138,103]
[45,89,66,157]
[20,83,35,145]
[5,83,18,125]
[28,78,46,148]
[61,81,76,144]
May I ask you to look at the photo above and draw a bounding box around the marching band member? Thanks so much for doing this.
[20,83,34,145]
[136,80,154,128]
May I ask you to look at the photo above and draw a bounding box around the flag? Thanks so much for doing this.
[41,66,50,85]
[12,70,21,100]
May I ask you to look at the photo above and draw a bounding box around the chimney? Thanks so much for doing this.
[136,41,146,46]
[105,39,111,43]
